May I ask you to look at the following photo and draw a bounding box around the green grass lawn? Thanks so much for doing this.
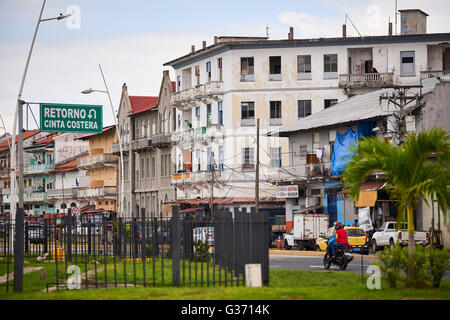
[1,264,449,300]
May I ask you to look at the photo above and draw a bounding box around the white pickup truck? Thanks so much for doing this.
[371,221,429,252]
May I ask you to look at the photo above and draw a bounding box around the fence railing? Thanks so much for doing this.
[0,206,269,292]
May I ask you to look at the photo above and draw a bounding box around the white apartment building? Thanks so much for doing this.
[163,9,450,202]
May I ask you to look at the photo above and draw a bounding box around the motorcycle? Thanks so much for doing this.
[323,241,354,270]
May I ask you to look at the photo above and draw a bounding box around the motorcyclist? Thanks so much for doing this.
[330,222,349,258]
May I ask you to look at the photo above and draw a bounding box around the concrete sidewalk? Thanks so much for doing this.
[269,249,377,259]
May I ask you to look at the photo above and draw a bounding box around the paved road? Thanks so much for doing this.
[269,253,375,274]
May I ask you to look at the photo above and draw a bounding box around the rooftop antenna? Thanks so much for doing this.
[345,14,362,37]
[266,24,270,38]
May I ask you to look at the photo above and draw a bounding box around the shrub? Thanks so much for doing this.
[375,244,407,289]
[193,240,212,263]
[403,245,430,288]
[427,247,449,288]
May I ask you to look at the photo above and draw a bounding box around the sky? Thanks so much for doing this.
[0,0,449,135]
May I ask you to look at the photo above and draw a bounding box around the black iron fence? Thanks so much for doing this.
[0,206,269,292]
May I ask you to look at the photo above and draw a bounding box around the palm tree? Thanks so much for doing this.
[342,128,450,259]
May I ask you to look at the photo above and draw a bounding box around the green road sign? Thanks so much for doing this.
[40,103,103,133]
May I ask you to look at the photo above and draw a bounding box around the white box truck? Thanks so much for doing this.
[284,213,329,250]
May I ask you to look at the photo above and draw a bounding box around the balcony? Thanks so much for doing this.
[112,141,133,154]
[151,133,171,146]
[171,81,224,109]
[77,186,117,200]
[47,188,78,200]
[24,163,55,175]
[420,70,450,79]
[2,188,48,203]
[172,170,220,187]
[77,154,117,169]
[173,125,224,146]
[339,73,393,89]
[268,163,332,184]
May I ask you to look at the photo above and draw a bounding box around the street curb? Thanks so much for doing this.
[269,249,377,259]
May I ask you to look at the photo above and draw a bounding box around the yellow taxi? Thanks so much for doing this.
[315,226,369,255]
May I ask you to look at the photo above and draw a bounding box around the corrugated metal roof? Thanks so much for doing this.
[273,78,438,136]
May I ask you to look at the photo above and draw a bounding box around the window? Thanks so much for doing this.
[151,157,156,177]
[161,155,165,177]
[135,123,140,139]
[136,170,139,188]
[206,61,211,82]
[270,147,282,168]
[269,56,282,80]
[177,75,181,92]
[206,104,212,126]
[299,145,307,159]
[217,58,223,81]
[124,160,129,181]
[324,54,338,78]
[400,51,415,76]
[141,158,145,178]
[242,148,255,169]
[218,101,223,125]
[195,106,200,118]
[298,100,312,118]
[146,158,150,178]
[240,57,254,81]
[297,55,312,79]
[207,147,213,171]
[324,99,338,109]
[218,145,224,170]
[195,65,200,85]
[241,102,255,126]
[196,149,201,171]
[270,101,282,125]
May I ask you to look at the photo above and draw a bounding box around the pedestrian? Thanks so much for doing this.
[352,219,359,227]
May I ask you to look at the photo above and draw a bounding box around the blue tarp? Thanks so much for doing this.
[331,121,377,175]
[331,129,358,175]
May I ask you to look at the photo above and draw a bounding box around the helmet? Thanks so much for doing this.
[335,222,344,229]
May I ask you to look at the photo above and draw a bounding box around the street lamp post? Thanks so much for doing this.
[82,64,125,220]
[9,0,70,292]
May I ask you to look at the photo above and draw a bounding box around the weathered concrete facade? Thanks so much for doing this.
[115,72,177,218]
[165,31,450,202]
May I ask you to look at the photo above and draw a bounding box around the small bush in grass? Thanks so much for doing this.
[193,241,212,263]
[403,245,430,289]
[375,244,407,289]
[427,247,449,288]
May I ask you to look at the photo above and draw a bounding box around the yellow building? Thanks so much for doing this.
[76,126,119,213]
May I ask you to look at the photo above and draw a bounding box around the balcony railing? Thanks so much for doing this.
[420,70,450,79]
[268,163,332,183]
[77,154,117,169]
[24,163,55,175]
[171,81,224,108]
[47,188,79,199]
[77,186,117,200]
[339,73,393,88]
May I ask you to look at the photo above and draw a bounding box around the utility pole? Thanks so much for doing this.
[379,85,423,145]
[255,119,260,213]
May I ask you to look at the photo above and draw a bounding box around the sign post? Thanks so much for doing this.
[40,103,103,133]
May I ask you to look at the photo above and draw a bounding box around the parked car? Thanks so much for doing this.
[315,226,369,255]
[371,222,429,252]
[193,227,214,245]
